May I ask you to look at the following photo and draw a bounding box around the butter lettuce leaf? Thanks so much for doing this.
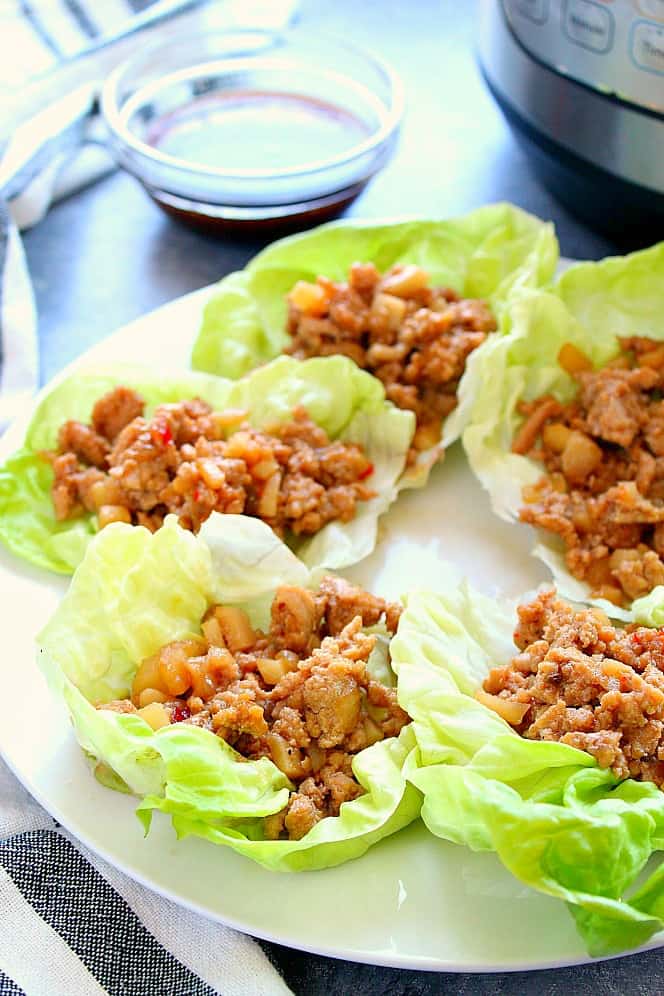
[191,204,558,462]
[462,243,664,620]
[39,515,214,703]
[38,514,421,871]
[0,355,413,576]
[392,579,664,956]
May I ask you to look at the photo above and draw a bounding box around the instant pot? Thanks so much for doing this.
[479,0,664,243]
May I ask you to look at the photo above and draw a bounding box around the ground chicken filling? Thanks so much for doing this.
[480,589,664,787]
[285,262,496,460]
[515,338,664,606]
[47,386,376,536]
[100,578,409,841]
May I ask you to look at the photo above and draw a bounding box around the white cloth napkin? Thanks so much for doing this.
[0,81,106,432]
[0,757,293,996]
[0,210,39,431]
[0,0,300,433]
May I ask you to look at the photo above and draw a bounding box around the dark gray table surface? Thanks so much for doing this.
[20,0,664,993]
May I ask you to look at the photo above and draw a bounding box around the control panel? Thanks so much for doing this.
[502,0,664,111]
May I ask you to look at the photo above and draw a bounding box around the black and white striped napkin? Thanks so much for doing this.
[0,758,293,996]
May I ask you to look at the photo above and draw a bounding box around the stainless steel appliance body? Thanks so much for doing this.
[479,0,664,243]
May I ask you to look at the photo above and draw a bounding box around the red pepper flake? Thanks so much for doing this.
[631,632,644,647]
[171,703,190,723]
[151,421,173,447]
[193,486,201,502]
[358,462,374,481]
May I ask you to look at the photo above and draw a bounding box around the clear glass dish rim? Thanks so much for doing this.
[100,27,405,182]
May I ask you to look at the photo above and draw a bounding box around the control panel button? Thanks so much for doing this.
[563,0,614,53]
[638,1,664,24]
[632,19,664,74]
[510,0,549,24]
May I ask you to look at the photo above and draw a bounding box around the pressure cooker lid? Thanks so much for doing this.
[502,0,664,115]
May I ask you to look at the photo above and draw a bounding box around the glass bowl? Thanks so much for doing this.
[100,28,404,233]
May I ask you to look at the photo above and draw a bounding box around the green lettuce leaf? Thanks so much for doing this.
[199,514,309,612]
[462,242,664,620]
[392,578,664,956]
[191,204,558,459]
[0,356,413,576]
[137,724,419,873]
[38,514,421,871]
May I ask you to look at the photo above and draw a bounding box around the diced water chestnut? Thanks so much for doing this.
[212,606,256,652]
[138,702,171,731]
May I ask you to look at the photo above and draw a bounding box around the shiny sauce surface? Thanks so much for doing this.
[147,90,370,170]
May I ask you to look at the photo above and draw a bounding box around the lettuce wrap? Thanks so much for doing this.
[462,242,664,621]
[38,513,421,872]
[0,355,414,576]
[191,203,558,460]
[391,577,664,956]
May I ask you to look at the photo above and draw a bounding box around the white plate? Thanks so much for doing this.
[1,285,660,973]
